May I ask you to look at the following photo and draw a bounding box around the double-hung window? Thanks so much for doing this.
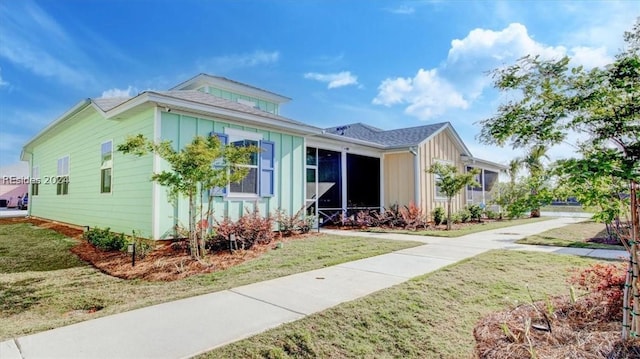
[57,156,69,195]
[211,128,275,198]
[101,141,113,193]
[31,166,39,196]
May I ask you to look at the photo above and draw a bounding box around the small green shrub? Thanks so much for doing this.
[84,227,126,251]
[276,207,315,234]
[467,204,483,222]
[459,208,471,223]
[485,210,498,220]
[433,207,445,225]
[443,212,461,225]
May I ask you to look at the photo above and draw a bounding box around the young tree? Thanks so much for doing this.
[117,134,259,260]
[523,145,550,217]
[428,163,480,230]
[479,18,640,339]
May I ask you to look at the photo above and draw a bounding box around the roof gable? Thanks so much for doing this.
[169,73,291,104]
[324,122,451,148]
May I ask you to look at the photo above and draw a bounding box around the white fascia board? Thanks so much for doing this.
[307,136,384,158]
[416,123,472,156]
[104,92,320,136]
[21,99,92,153]
[313,133,385,150]
[466,157,508,171]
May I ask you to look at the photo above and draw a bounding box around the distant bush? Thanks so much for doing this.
[467,204,483,222]
[275,207,315,235]
[485,210,499,220]
[208,207,275,252]
[433,207,445,225]
[84,227,126,251]
[459,208,471,223]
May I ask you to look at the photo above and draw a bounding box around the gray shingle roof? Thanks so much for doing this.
[92,97,132,112]
[324,122,449,147]
[151,90,310,127]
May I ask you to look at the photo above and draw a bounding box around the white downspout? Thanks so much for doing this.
[412,147,420,205]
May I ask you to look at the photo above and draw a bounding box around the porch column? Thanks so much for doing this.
[341,150,348,214]
[481,168,486,205]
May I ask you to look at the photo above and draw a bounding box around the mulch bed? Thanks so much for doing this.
[1,217,308,281]
[474,296,640,358]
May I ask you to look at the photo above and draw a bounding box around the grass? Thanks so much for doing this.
[540,205,594,213]
[0,223,421,340]
[202,250,606,358]
[365,217,552,238]
[516,221,623,250]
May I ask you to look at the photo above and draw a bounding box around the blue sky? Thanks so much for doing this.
[0,0,638,168]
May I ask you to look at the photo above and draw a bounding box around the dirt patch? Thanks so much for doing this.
[3,217,310,281]
[474,296,640,358]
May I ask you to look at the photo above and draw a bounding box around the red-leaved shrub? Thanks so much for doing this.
[569,263,627,320]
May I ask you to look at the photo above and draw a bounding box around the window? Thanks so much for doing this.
[229,138,259,194]
[101,141,113,193]
[210,129,275,198]
[57,156,69,195]
[433,159,453,200]
[31,166,39,196]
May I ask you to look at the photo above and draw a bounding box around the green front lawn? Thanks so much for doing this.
[0,222,421,340]
[202,250,605,358]
[516,221,623,250]
[365,216,552,237]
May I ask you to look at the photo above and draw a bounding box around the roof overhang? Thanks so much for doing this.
[21,99,92,161]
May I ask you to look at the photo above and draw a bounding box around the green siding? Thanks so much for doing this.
[29,107,155,237]
[158,111,304,238]
[198,86,280,115]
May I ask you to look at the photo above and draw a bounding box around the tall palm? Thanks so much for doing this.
[523,145,549,217]
[507,158,522,186]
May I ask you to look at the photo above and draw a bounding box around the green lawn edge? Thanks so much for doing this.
[201,250,608,358]
[363,216,553,238]
[0,223,422,340]
[516,220,624,250]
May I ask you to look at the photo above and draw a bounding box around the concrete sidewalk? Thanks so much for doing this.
[1,217,626,359]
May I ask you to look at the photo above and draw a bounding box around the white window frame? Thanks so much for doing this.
[101,140,113,194]
[225,128,263,198]
[57,156,70,196]
[433,159,453,201]
[32,166,39,196]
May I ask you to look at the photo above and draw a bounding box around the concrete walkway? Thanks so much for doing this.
[1,217,626,359]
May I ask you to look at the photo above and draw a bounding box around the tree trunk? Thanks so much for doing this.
[630,180,640,337]
[530,188,540,218]
[447,198,452,231]
[189,193,199,259]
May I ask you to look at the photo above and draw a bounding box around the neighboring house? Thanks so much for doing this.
[0,162,29,208]
[21,73,504,239]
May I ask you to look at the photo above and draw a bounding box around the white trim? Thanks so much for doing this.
[152,107,161,239]
[100,139,113,195]
[169,74,291,104]
[413,149,420,204]
[433,158,453,201]
[306,137,383,157]
[224,127,264,141]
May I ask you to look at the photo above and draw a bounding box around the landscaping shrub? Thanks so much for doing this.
[484,210,499,220]
[443,212,461,225]
[84,227,126,251]
[275,207,316,235]
[433,206,445,225]
[209,207,275,252]
[374,205,405,228]
[399,201,427,230]
[468,204,483,222]
[569,263,626,320]
[128,230,154,259]
[459,208,471,223]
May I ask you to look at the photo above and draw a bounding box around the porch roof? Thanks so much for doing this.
[323,122,449,148]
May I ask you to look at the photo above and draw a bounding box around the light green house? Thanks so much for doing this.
[21,74,319,239]
[22,73,505,239]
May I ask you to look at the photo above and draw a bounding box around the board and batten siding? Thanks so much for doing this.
[418,129,466,218]
[383,153,415,208]
[157,111,304,238]
[28,107,155,236]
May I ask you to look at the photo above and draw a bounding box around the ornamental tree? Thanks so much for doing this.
[479,18,640,339]
[118,134,259,260]
[428,162,480,230]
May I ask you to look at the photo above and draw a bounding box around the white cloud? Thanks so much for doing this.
[373,69,468,120]
[101,86,136,98]
[374,21,620,122]
[199,50,280,72]
[0,1,95,88]
[569,46,613,69]
[304,71,359,89]
[386,5,415,14]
